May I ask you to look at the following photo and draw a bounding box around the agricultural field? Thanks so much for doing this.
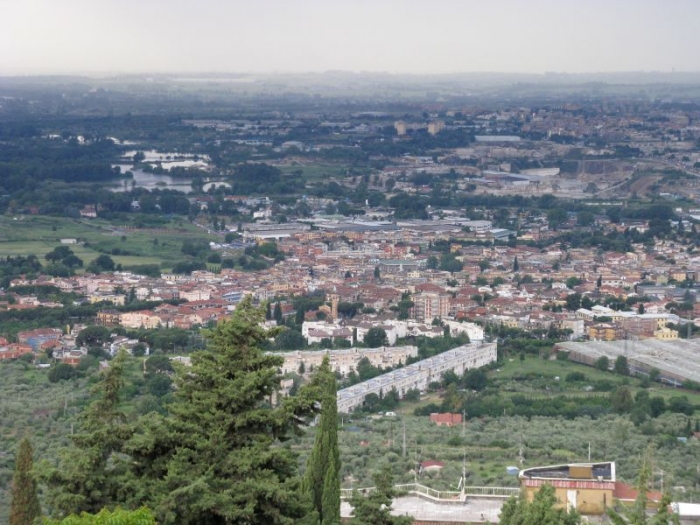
[0,215,214,272]
[276,161,354,182]
[312,355,700,496]
[324,410,699,494]
[491,355,700,406]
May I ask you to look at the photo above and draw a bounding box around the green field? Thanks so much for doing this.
[0,215,215,271]
[278,162,351,182]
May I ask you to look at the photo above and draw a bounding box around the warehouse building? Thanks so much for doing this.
[554,339,700,386]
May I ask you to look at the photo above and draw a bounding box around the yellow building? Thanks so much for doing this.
[394,121,407,136]
[428,120,445,135]
[653,327,679,340]
[588,323,625,341]
[519,462,616,515]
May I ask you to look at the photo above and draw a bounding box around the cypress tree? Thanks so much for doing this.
[274,301,283,324]
[10,437,41,525]
[304,355,341,525]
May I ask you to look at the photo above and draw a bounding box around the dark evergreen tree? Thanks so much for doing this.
[41,352,132,516]
[363,327,389,348]
[296,305,306,325]
[614,355,630,376]
[265,301,272,321]
[303,355,341,525]
[129,297,319,524]
[499,484,581,525]
[10,437,41,525]
[513,256,519,272]
[43,508,156,525]
[606,451,679,525]
[274,301,283,324]
[349,466,412,525]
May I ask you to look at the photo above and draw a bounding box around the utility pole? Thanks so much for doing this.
[402,420,406,459]
[461,450,467,501]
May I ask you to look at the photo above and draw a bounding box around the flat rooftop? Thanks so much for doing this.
[341,496,503,523]
[556,339,700,384]
[521,462,615,482]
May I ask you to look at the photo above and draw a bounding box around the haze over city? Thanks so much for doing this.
[4,1,700,524]
[2,0,700,75]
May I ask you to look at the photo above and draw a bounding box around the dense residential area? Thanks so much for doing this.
[2,74,700,524]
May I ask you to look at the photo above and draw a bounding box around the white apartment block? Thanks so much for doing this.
[269,345,418,377]
[337,342,497,413]
[442,320,484,342]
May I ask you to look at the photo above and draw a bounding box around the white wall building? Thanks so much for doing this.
[337,343,497,413]
[270,346,418,377]
[442,320,484,342]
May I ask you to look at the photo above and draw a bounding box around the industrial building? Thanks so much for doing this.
[554,339,700,386]
[336,342,497,413]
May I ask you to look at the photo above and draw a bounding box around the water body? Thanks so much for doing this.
[110,150,224,192]
[122,150,211,168]
[110,165,192,192]
[110,166,230,193]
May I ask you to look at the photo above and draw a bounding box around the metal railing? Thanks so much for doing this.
[340,483,520,502]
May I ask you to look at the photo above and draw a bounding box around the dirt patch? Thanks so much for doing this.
[629,175,661,195]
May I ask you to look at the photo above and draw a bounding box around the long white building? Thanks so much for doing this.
[337,342,497,413]
[269,345,418,377]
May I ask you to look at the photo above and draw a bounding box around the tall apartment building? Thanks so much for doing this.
[428,120,445,135]
[394,120,407,136]
[412,292,451,322]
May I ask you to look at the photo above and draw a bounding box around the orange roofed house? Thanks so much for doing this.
[430,413,462,427]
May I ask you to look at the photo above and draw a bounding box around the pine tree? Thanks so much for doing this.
[43,507,156,525]
[10,437,41,525]
[513,256,519,272]
[499,484,581,525]
[349,466,412,525]
[265,301,272,321]
[606,449,680,525]
[304,355,341,525]
[41,351,133,516]
[132,297,320,524]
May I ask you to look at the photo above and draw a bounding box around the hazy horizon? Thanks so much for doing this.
[2,0,700,76]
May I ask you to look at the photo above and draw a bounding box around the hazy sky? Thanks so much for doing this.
[2,0,699,75]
